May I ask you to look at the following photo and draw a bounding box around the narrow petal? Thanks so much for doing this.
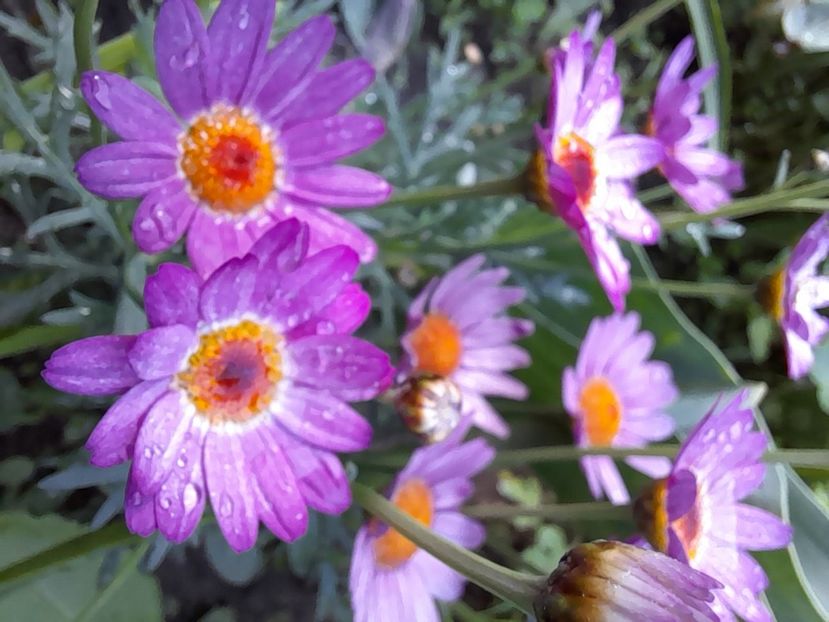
[43,335,138,396]
[599,135,664,179]
[75,141,177,199]
[288,335,392,401]
[154,0,211,120]
[432,512,485,549]
[462,317,534,347]
[132,179,197,254]
[461,344,531,371]
[675,146,736,177]
[254,15,335,118]
[124,472,157,537]
[271,204,377,263]
[625,455,672,478]
[277,59,375,126]
[289,283,371,339]
[244,425,309,541]
[580,223,630,312]
[144,263,201,328]
[85,379,170,467]
[461,391,510,439]
[282,114,385,167]
[199,254,265,323]
[552,32,585,137]
[414,552,467,602]
[284,165,391,207]
[131,393,194,494]
[80,71,180,142]
[733,504,793,550]
[602,182,661,244]
[155,422,207,543]
[454,369,528,400]
[205,0,273,105]
[246,217,308,273]
[128,324,194,380]
[272,387,372,452]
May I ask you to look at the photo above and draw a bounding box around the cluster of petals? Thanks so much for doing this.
[349,419,494,622]
[635,390,793,621]
[76,0,390,277]
[43,219,392,551]
[563,312,678,504]
[400,254,534,438]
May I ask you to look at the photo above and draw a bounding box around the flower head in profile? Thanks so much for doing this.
[531,27,664,311]
[76,0,390,276]
[533,540,721,622]
[648,36,744,214]
[563,312,678,504]
[43,219,392,551]
[635,391,793,621]
[349,420,494,622]
[759,214,829,379]
[399,255,534,439]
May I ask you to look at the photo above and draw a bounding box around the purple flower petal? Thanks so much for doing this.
[551,31,585,138]
[272,386,372,452]
[461,391,510,439]
[282,114,385,167]
[675,146,736,177]
[204,430,260,552]
[289,283,371,339]
[131,392,193,494]
[414,552,467,601]
[244,425,308,541]
[199,254,266,323]
[579,222,631,312]
[284,165,391,207]
[254,15,335,119]
[75,141,177,199]
[247,217,309,273]
[272,204,378,263]
[454,369,528,400]
[599,134,664,179]
[278,59,375,126]
[85,379,170,467]
[124,471,157,537]
[43,335,139,396]
[132,179,197,254]
[733,504,793,550]
[602,182,661,244]
[288,334,392,401]
[155,422,207,543]
[154,0,211,120]
[461,317,534,347]
[412,437,494,484]
[432,511,485,549]
[206,0,273,105]
[128,324,194,380]
[461,344,531,371]
[144,263,201,328]
[80,71,180,142]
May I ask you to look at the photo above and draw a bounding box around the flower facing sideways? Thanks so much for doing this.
[76,0,391,276]
[43,219,392,551]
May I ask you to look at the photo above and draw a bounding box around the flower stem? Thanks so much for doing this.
[376,174,526,210]
[74,0,103,145]
[351,482,543,613]
[465,502,631,521]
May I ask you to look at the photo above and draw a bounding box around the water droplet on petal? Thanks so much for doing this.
[183,483,200,512]
[220,494,234,517]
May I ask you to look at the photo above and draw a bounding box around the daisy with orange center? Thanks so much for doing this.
[75,1,391,277]
[349,420,494,622]
[534,23,665,310]
[562,312,678,505]
[400,254,534,439]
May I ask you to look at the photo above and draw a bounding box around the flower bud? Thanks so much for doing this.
[394,374,463,443]
[533,541,721,622]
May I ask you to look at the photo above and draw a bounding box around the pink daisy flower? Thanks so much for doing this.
[349,421,494,622]
[400,255,534,439]
[43,219,392,551]
[635,391,793,621]
[531,28,664,310]
[563,312,678,504]
[76,0,390,277]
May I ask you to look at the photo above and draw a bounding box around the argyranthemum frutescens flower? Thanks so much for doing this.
[42,219,392,551]
[635,391,793,621]
[758,214,829,379]
[530,27,664,311]
[76,0,390,276]
[534,540,721,622]
[349,420,494,622]
[563,312,678,504]
[399,254,534,439]
[648,36,744,214]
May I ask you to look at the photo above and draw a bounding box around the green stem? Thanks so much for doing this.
[659,179,829,229]
[74,540,151,622]
[73,0,103,145]
[351,482,542,613]
[610,0,684,43]
[0,521,137,585]
[376,174,526,210]
[637,277,753,299]
[465,502,631,521]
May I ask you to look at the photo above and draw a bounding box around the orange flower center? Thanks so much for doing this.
[554,132,596,211]
[409,313,463,377]
[373,479,434,568]
[758,268,786,322]
[636,477,703,562]
[177,319,282,424]
[579,377,622,446]
[179,105,278,215]
[527,149,555,213]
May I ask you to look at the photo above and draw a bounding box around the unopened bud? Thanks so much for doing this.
[394,374,463,443]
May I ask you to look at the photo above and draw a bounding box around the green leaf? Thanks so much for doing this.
[0,513,159,622]
[0,324,83,359]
